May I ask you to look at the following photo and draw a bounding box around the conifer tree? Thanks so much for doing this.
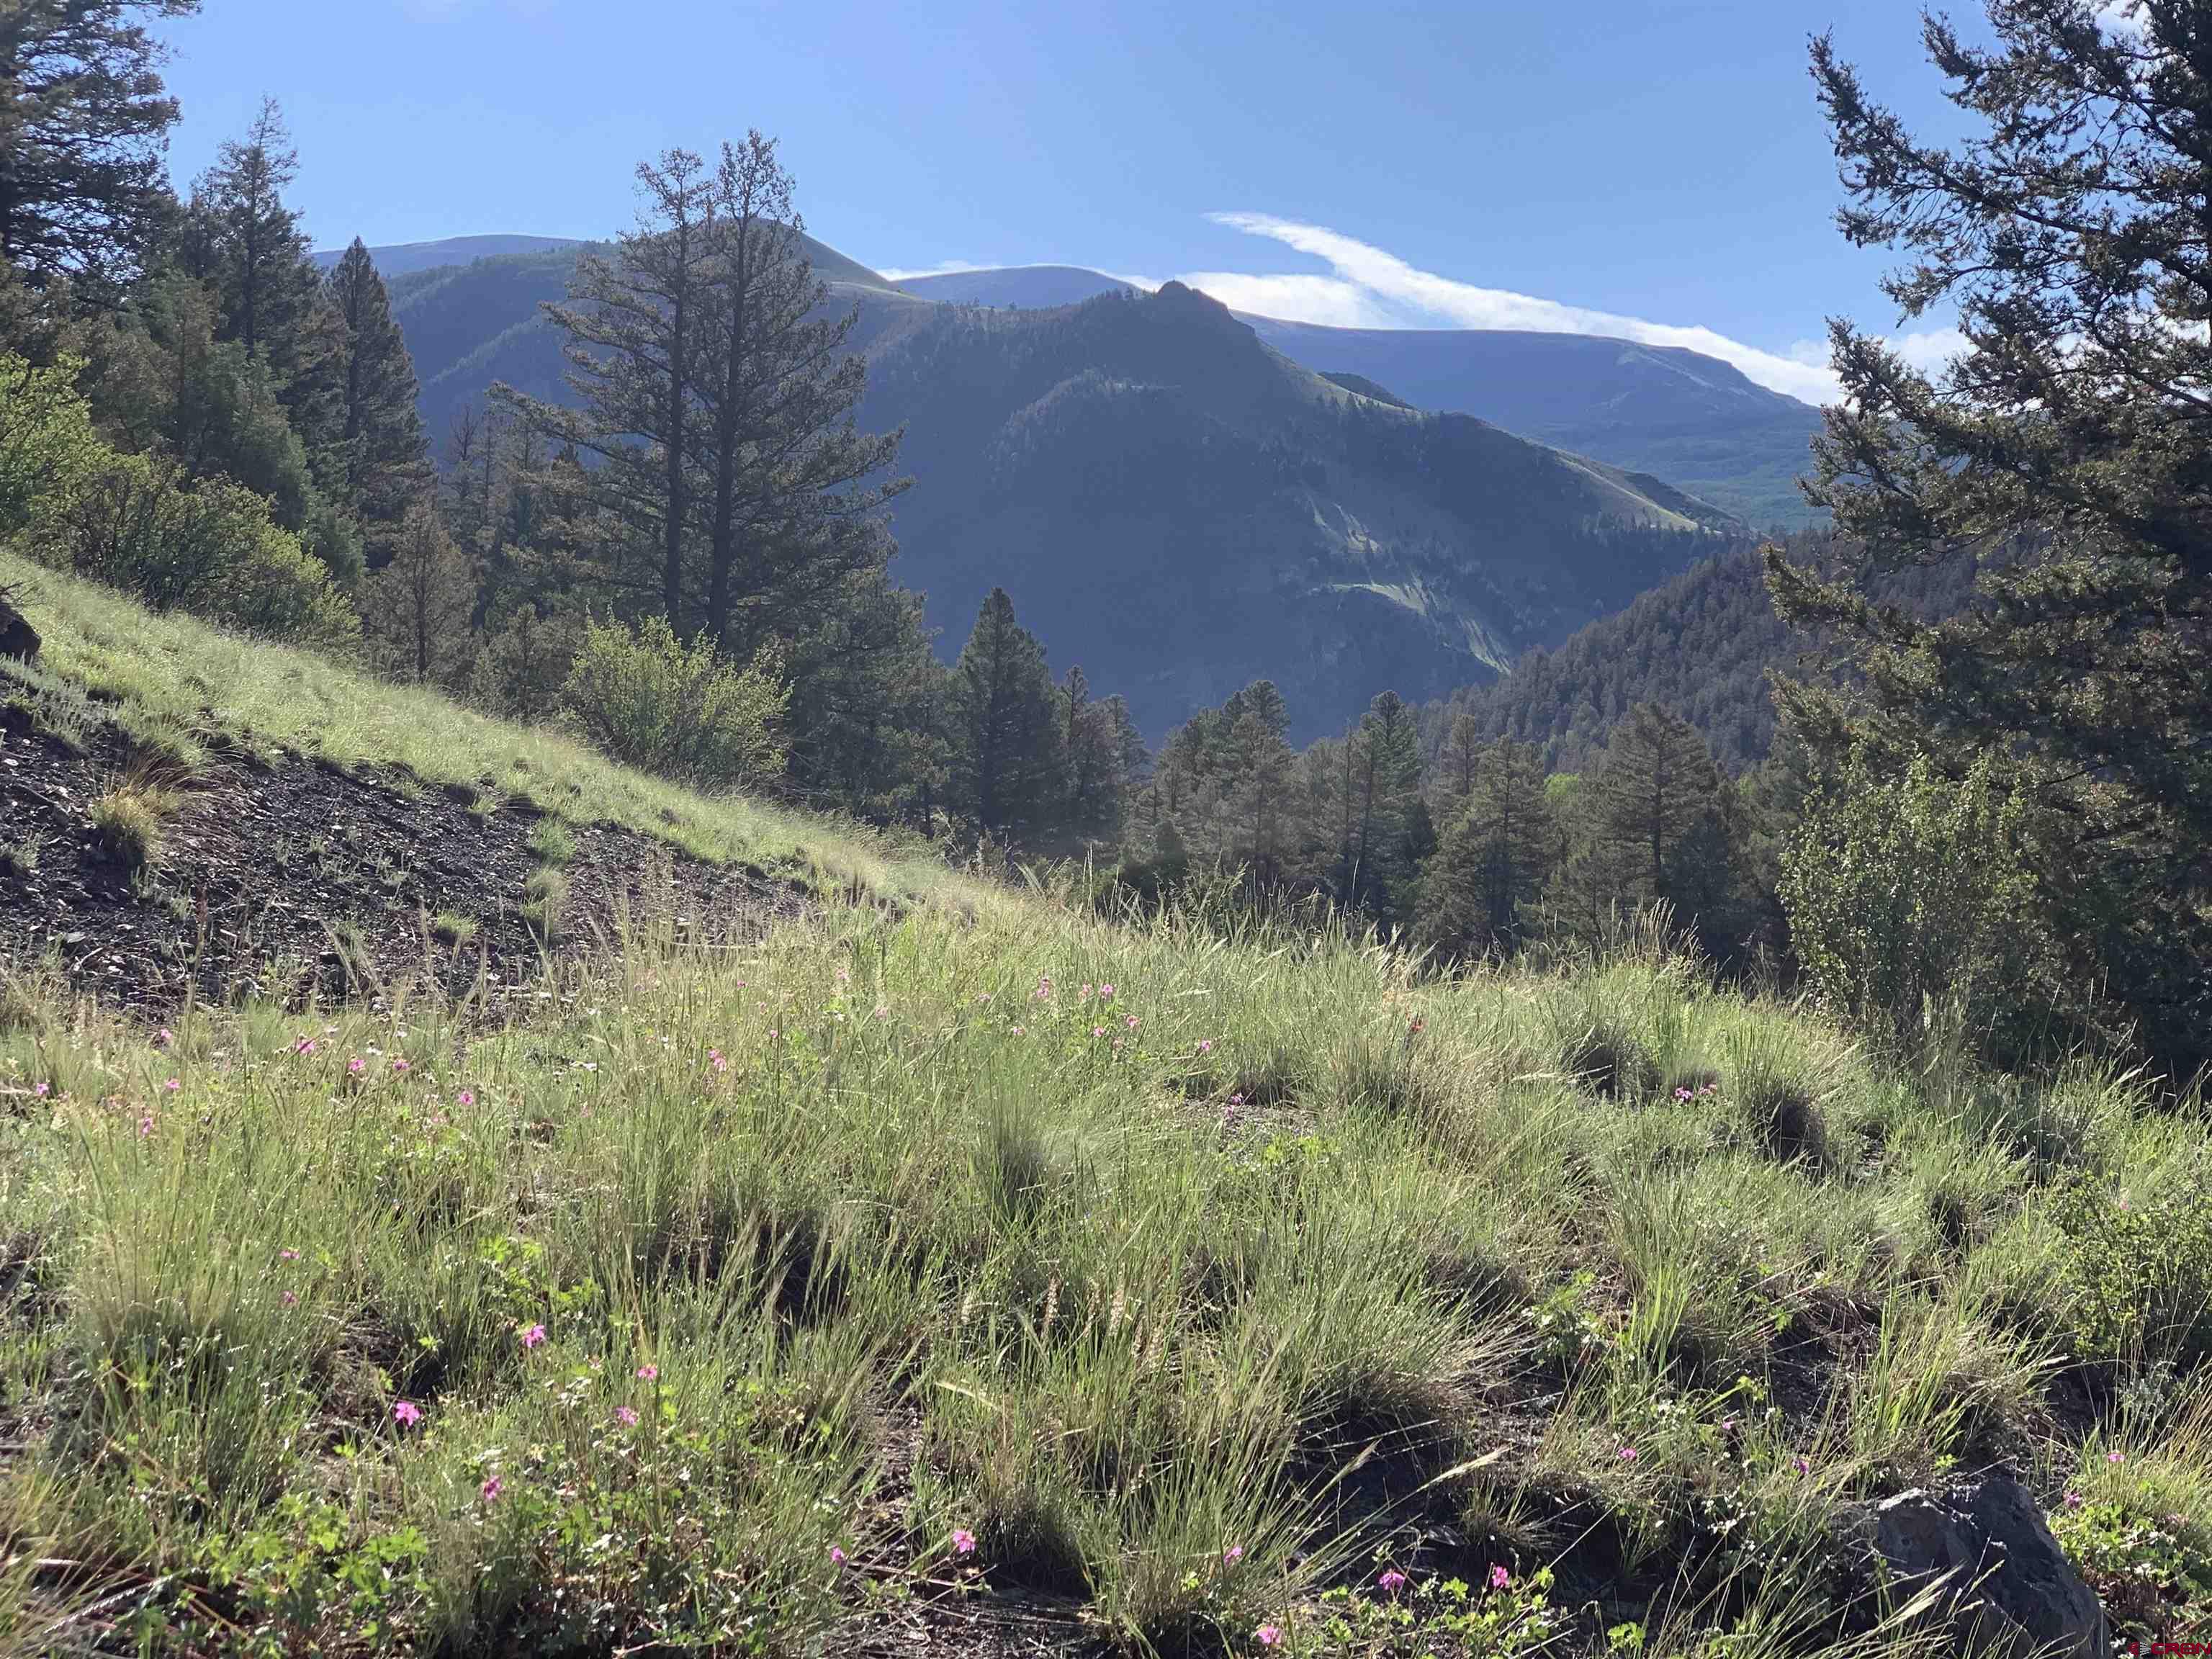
[498,148,716,625]
[1591,702,1725,909]
[366,498,474,686]
[688,132,905,659]
[1336,690,1432,920]
[949,587,1067,840]
[1421,738,1555,955]
[324,239,428,542]
[0,0,199,297]
[1774,3,2212,1065]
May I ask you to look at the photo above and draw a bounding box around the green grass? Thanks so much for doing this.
[0,551,956,905]
[0,884,2204,1654]
[0,558,2206,1655]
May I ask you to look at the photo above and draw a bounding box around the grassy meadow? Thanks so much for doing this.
[0,562,2208,1655]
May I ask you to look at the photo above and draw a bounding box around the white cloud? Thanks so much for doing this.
[1194,212,1843,405]
[876,259,988,281]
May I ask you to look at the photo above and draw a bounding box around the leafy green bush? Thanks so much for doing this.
[45,451,359,648]
[0,352,104,537]
[2050,1154,2212,1370]
[1781,745,2056,1059]
[559,614,787,787]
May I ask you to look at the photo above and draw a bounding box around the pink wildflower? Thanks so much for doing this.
[521,1323,547,1350]
[1378,1569,1408,1593]
[137,1115,154,1138]
[976,992,992,1004]
[281,1290,298,1307]
[1098,984,1115,1002]
[1617,1445,1638,1462]
[1092,1025,1105,1038]
[830,1545,848,1566]
[155,1028,174,1048]
[1197,1038,1213,1053]
[1125,1014,1139,1030]
[162,1076,179,1092]
[1792,1455,1811,1474]
[2107,1450,2126,1464]
[2064,1490,2084,1509]
[616,1406,639,1427]
[1223,1545,1244,1565]
[950,1527,976,1556]
[1674,1087,1693,1102]
[1488,1564,1511,1591]
[873,1004,889,1019]
[393,1401,422,1428]
[1012,1025,1025,1036]
[1034,976,1053,1000]
[456,1089,475,1107]
[34,1082,47,1097]
[480,1475,503,1503]
[348,1056,365,1075]
[294,1037,316,1056]
[391,1058,410,1074]
[1255,1627,1282,1648]
[280,1247,300,1261]
[636,1364,657,1380]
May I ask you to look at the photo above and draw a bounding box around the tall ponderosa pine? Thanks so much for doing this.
[324,238,428,541]
[1772,4,2212,1066]
[950,587,1066,839]
[0,0,198,297]
[498,147,716,623]
[687,132,906,659]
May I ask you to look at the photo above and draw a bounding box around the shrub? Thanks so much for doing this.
[43,452,359,649]
[2050,1153,2212,1370]
[1781,745,2057,1061]
[0,352,104,537]
[559,614,787,788]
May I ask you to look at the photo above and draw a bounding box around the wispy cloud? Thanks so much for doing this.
[889,215,1970,403]
[1192,212,1847,404]
[876,259,988,282]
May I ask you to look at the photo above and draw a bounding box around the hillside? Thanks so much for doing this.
[312,234,584,278]
[1,566,2197,1655]
[1431,542,1990,779]
[370,238,1741,739]
[886,263,1824,528]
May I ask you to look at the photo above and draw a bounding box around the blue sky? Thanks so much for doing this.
[152,1,2021,404]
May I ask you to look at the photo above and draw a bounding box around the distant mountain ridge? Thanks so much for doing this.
[896,263,1823,527]
[358,235,1748,737]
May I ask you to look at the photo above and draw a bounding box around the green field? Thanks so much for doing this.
[0,568,2206,1655]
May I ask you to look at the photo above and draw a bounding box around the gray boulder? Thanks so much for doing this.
[1866,1475,2109,1657]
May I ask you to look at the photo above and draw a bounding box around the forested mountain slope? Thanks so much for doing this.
[377,241,1743,738]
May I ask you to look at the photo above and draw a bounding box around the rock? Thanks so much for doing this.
[0,590,37,661]
[1863,1475,2109,1658]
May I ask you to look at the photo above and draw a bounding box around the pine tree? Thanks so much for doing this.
[1421,738,1555,956]
[192,101,320,364]
[0,0,199,297]
[1336,690,1431,920]
[949,588,1067,840]
[497,147,716,625]
[1774,4,2212,1066]
[1591,703,1723,908]
[324,239,428,544]
[1218,680,1295,886]
[366,499,474,686]
[688,132,905,658]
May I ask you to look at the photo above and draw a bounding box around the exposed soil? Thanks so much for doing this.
[0,710,808,1015]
